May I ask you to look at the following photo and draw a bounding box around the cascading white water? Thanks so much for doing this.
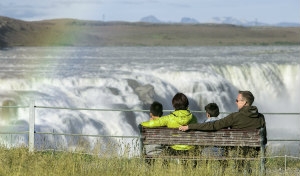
[0,46,299,156]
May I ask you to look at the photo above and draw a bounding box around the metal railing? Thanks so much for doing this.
[1,102,299,175]
[1,101,300,152]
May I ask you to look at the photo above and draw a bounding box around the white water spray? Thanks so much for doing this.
[0,46,299,156]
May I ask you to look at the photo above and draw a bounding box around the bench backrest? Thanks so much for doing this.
[140,127,265,147]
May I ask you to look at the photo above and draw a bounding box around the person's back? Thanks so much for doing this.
[202,103,224,157]
[141,92,198,151]
[144,101,164,156]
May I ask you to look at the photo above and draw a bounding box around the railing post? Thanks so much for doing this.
[284,155,287,173]
[29,100,35,152]
[138,124,144,157]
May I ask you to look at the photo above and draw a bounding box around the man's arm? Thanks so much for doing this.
[188,121,215,130]
[179,121,215,131]
[180,113,235,131]
[210,114,234,130]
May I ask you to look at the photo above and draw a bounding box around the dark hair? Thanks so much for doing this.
[150,101,163,117]
[239,90,254,106]
[205,103,220,117]
[172,92,189,110]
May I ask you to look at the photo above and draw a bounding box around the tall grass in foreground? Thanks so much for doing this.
[0,147,299,176]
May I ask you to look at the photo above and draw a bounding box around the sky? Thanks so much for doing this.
[0,0,299,24]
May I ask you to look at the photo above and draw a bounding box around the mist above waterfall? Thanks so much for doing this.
[0,46,299,155]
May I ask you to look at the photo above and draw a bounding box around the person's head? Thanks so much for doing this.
[172,92,189,110]
[205,103,220,118]
[150,101,163,117]
[236,90,254,110]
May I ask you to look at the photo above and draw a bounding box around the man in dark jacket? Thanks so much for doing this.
[179,90,267,144]
[179,90,267,173]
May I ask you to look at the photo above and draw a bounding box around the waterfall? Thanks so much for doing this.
[0,46,299,155]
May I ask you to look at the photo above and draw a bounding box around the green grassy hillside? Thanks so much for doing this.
[1,16,299,47]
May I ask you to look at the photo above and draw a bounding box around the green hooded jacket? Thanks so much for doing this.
[141,109,198,150]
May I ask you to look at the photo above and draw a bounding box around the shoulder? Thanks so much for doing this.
[205,117,220,122]
[212,117,220,120]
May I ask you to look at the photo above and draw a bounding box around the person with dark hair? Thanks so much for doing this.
[144,101,164,157]
[179,90,267,136]
[204,103,220,122]
[179,90,267,172]
[149,101,163,121]
[141,92,198,152]
[202,103,224,157]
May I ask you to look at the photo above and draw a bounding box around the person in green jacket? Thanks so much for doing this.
[141,92,198,152]
[179,90,267,144]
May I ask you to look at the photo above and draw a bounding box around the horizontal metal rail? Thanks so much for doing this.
[1,131,299,142]
[35,132,140,139]
[0,131,28,134]
[268,139,300,141]
[0,105,29,108]
[1,105,300,115]
[1,103,300,153]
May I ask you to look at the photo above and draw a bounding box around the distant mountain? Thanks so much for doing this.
[208,17,300,27]
[276,22,300,27]
[140,15,300,27]
[208,17,267,26]
[140,15,162,23]
[210,17,246,26]
[180,17,199,24]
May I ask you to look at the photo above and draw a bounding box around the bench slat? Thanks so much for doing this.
[141,127,262,147]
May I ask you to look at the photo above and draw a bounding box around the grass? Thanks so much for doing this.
[1,146,299,176]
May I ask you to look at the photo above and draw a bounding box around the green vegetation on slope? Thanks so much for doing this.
[0,16,300,47]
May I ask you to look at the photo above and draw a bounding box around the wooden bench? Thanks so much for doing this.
[139,126,266,174]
